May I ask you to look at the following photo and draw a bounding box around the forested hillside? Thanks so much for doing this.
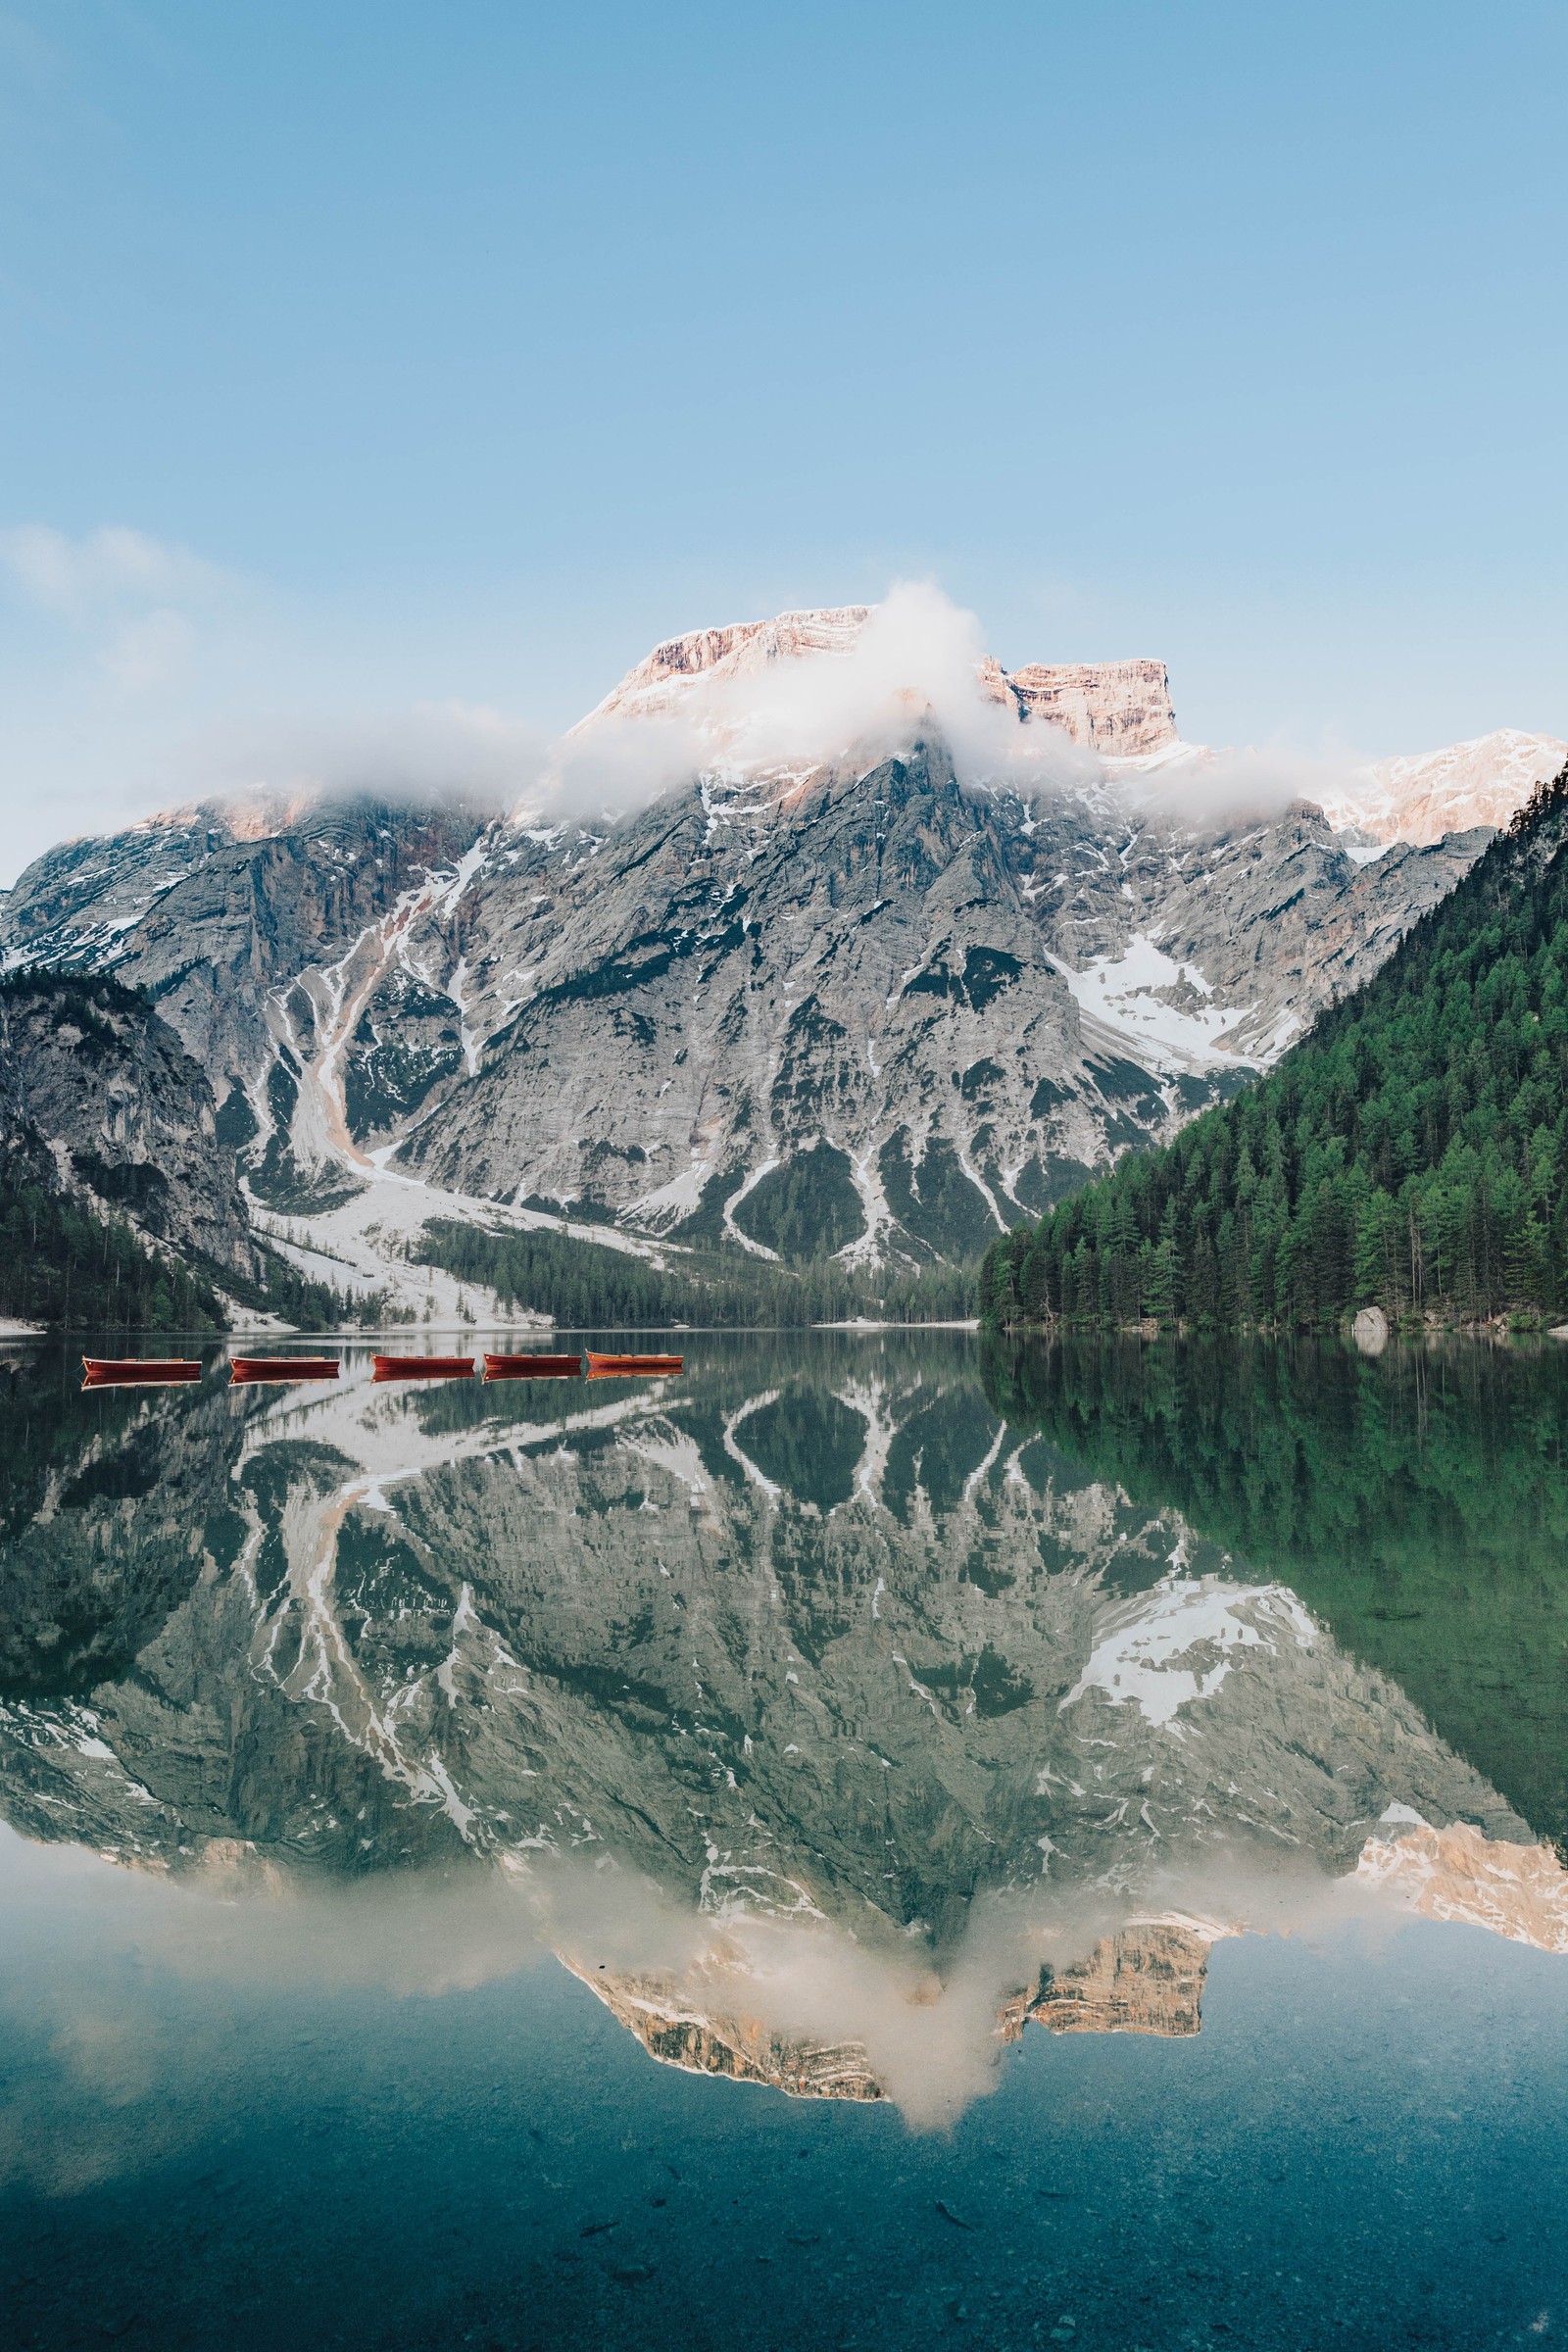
[0,1135,226,1331]
[415,1219,974,1329]
[983,768,1568,1331]
[0,1135,384,1334]
[0,970,381,1334]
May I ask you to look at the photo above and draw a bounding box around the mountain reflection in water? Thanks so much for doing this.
[0,1330,1565,2127]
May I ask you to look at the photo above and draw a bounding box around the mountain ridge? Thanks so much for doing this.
[983,767,1568,1331]
[0,607,1548,1302]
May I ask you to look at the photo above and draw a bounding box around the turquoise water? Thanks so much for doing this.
[1,1332,1565,2348]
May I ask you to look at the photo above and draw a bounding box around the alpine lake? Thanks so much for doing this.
[1,1327,1566,2352]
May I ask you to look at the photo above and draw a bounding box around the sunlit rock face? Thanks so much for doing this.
[1355,1819,1568,1953]
[999,1920,1214,2041]
[560,1914,1214,2106]
[575,608,874,729]
[560,1947,885,2101]
[0,610,1498,1270]
[1316,729,1568,846]
[988,657,1179,757]
[587,609,1178,760]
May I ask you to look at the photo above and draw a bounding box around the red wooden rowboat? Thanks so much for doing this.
[371,1354,474,1382]
[482,1352,582,1380]
[229,1356,341,1384]
[82,1356,202,1389]
[584,1350,684,1379]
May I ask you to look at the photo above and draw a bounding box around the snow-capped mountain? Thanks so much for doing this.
[1317,727,1568,846]
[0,608,1534,1276]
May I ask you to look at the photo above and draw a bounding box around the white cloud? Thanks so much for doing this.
[706,580,998,766]
[100,606,196,692]
[1123,740,1384,830]
[533,580,1101,825]
[0,545,1396,881]
[164,698,549,814]
[0,521,238,713]
[0,522,228,617]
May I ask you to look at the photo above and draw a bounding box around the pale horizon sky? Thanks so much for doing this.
[2,0,1567,880]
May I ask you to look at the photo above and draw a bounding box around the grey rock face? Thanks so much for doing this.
[0,795,493,1198]
[0,1378,243,1695]
[402,741,1097,1256]
[0,668,1491,1265]
[391,752,1489,1258]
[0,811,232,968]
[0,975,260,1284]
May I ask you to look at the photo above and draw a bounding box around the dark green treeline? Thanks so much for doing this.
[984,770,1568,1331]
[0,966,383,1333]
[982,1334,1568,1848]
[0,1147,228,1333]
[0,1148,385,1334]
[414,1217,974,1329]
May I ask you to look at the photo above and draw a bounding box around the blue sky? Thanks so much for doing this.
[1,0,1565,873]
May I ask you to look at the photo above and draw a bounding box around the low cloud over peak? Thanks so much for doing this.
[533,582,1114,825]
[0,531,1551,878]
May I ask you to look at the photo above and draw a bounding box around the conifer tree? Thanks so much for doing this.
[983,767,1568,1333]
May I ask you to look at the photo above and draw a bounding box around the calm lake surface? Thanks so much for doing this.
[1,1330,1566,2350]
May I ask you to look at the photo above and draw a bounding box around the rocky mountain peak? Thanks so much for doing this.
[980,655,1179,757]
[0,599,1549,1294]
[578,606,875,728]
[582,602,1179,763]
[1316,726,1568,846]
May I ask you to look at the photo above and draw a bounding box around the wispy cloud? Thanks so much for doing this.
[1124,741,1386,830]
[0,1824,1429,2167]
[534,580,1102,825]
[163,698,548,815]
[0,522,229,618]
[98,606,196,692]
[0,521,235,705]
[0,542,1394,879]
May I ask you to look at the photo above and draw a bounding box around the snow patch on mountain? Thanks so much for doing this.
[1059,1572,1318,1727]
[1051,934,1255,1073]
